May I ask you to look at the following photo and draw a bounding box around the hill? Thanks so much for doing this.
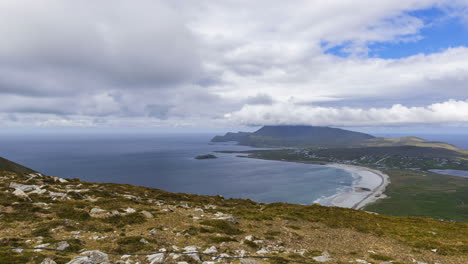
[0,156,36,174]
[363,136,468,154]
[0,156,467,264]
[212,125,375,147]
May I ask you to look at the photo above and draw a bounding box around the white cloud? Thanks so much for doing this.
[0,0,467,128]
[226,99,468,126]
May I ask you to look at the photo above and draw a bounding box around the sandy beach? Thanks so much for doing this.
[315,164,390,209]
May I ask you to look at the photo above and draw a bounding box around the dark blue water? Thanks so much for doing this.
[0,133,352,204]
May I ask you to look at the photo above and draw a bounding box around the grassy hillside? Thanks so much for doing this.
[0,157,467,263]
[363,137,468,155]
[0,157,36,174]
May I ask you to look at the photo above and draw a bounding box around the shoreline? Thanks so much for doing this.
[241,154,391,210]
[315,163,390,209]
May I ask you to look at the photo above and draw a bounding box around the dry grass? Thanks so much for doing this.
[0,171,467,264]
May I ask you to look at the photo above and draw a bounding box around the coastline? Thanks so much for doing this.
[315,163,390,209]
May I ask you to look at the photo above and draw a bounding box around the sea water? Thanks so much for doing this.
[0,133,352,205]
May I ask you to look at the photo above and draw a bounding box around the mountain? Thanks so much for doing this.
[211,125,375,147]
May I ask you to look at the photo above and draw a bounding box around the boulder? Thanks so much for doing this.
[12,189,30,200]
[89,208,107,218]
[141,210,154,218]
[41,258,57,264]
[202,246,217,254]
[123,208,136,213]
[56,241,70,251]
[256,248,269,254]
[147,253,165,264]
[79,250,110,264]
[313,251,332,262]
[10,182,41,192]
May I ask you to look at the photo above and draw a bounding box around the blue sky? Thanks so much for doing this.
[325,7,468,59]
[0,1,468,133]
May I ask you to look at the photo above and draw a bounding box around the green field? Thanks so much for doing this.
[365,170,468,222]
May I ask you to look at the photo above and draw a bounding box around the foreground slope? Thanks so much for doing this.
[0,157,467,264]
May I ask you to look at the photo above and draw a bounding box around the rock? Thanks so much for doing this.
[202,246,217,254]
[256,248,269,254]
[202,262,216,264]
[56,241,70,251]
[183,246,201,262]
[355,260,370,264]
[52,176,68,183]
[177,262,189,264]
[124,208,136,213]
[140,238,149,244]
[66,256,90,264]
[183,245,199,252]
[240,259,262,264]
[150,228,158,235]
[41,258,57,264]
[49,192,68,200]
[244,235,254,241]
[90,208,107,217]
[80,250,110,264]
[141,210,154,218]
[313,251,332,262]
[10,182,41,192]
[12,248,23,253]
[34,243,50,252]
[12,188,30,200]
[147,253,165,264]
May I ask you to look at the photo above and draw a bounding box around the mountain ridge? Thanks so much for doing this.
[212,125,375,147]
[212,125,468,154]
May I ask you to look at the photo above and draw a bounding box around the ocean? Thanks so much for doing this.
[1,133,466,204]
[0,133,352,205]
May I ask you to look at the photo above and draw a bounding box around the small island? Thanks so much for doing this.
[195,154,218,160]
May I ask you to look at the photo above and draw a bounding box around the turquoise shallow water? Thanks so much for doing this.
[0,133,353,205]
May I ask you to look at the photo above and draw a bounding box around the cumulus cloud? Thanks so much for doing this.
[226,100,468,126]
[0,0,467,128]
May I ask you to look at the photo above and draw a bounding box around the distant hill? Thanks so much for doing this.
[0,156,36,174]
[211,125,375,147]
[363,136,468,155]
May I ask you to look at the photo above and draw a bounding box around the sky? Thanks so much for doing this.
[0,0,468,133]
